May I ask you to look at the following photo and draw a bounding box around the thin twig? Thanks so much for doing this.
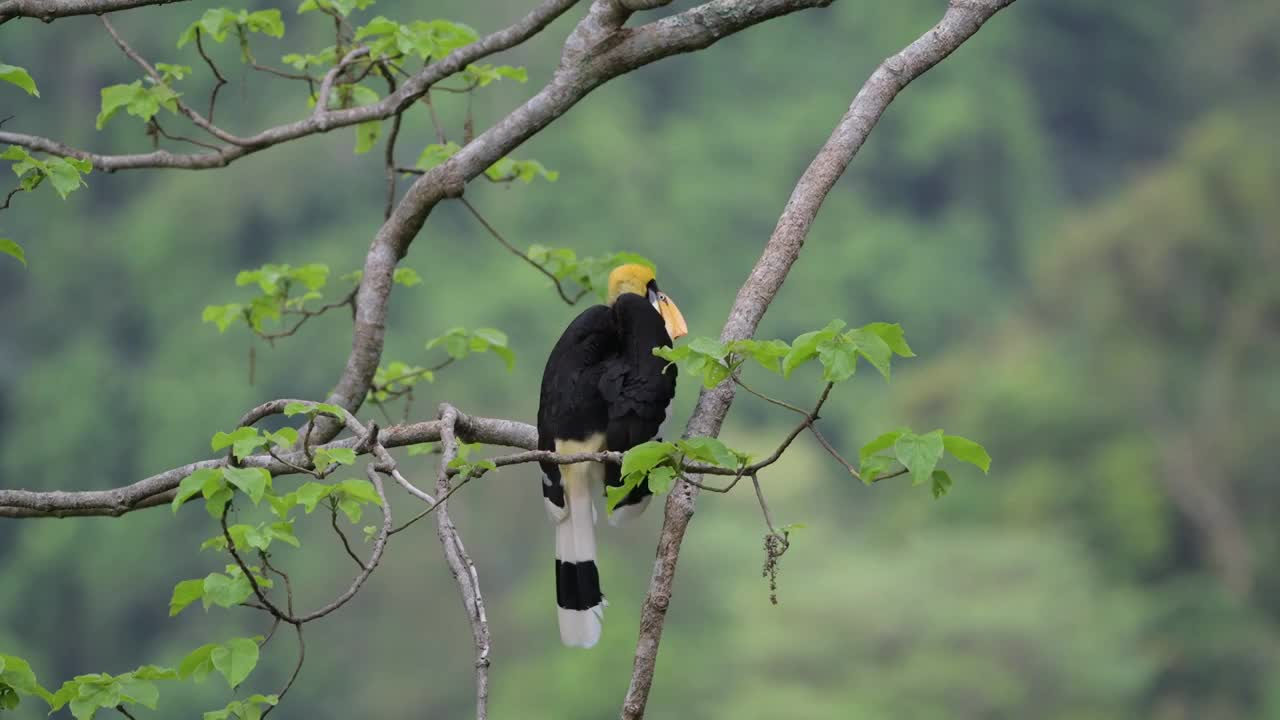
[194,29,228,120]
[260,553,295,616]
[260,614,282,647]
[458,196,587,305]
[389,472,473,535]
[0,186,21,211]
[257,289,357,342]
[733,376,808,416]
[150,117,222,151]
[423,91,448,144]
[221,510,294,623]
[314,47,371,118]
[807,424,859,479]
[329,500,368,570]
[261,625,305,718]
[750,473,780,536]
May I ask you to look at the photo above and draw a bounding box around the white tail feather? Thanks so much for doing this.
[554,438,606,648]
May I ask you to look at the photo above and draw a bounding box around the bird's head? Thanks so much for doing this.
[607,263,688,341]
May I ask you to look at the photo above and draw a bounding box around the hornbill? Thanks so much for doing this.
[537,264,688,648]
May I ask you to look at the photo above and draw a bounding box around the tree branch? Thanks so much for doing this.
[0,403,536,519]
[0,0,186,23]
[0,0,583,171]
[434,404,491,720]
[620,1,1018,716]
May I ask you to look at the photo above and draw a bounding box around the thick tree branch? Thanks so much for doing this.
[0,406,536,519]
[620,1,1018,716]
[0,0,185,23]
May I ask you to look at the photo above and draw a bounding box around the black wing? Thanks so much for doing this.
[537,304,618,509]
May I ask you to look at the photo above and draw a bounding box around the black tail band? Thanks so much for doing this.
[555,559,603,610]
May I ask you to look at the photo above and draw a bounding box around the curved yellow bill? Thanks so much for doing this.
[657,295,688,341]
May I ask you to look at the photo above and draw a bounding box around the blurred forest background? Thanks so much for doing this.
[3,0,1279,718]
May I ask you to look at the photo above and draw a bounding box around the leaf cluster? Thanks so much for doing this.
[202,262,354,334]
[415,142,558,185]
[606,437,748,513]
[859,429,991,498]
[424,327,514,370]
[524,246,655,302]
[655,320,915,390]
[2,145,91,199]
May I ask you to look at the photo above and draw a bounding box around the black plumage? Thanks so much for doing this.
[537,278,681,648]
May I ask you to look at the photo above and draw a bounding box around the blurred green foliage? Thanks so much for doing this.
[1,0,1278,718]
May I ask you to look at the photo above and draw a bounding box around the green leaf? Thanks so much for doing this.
[132,665,178,681]
[687,336,726,359]
[283,401,346,419]
[265,491,296,519]
[726,338,790,373]
[859,430,905,464]
[406,443,437,456]
[783,320,845,378]
[48,681,77,711]
[266,427,299,448]
[393,267,421,286]
[415,141,461,170]
[72,675,120,720]
[42,158,87,198]
[0,654,46,702]
[336,497,362,523]
[204,484,234,519]
[96,80,180,130]
[645,466,677,495]
[266,520,300,548]
[861,321,915,357]
[288,263,329,291]
[815,336,858,383]
[211,637,259,689]
[620,441,677,480]
[0,238,26,267]
[172,467,222,512]
[202,571,252,609]
[212,426,262,460]
[222,466,270,504]
[894,430,945,486]
[242,9,284,37]
[294,481,332,512]
[155,62,192,81]
[355,119,381,154]
[115,676,159,710]
[336,478,381,504]
[0,63,38,97]
[169,579,205,616]
[930,469,953,499]
[847,326,894,380]
[676,437,738,469]
[313,446,355,470]
[202,303,244,332]
[178,645,217,682]
[943,434,991,473]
